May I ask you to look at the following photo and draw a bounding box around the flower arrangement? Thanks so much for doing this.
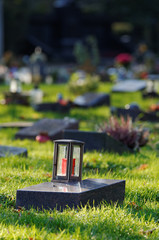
[68,70,99,95]
[36,132,50,143]
[98,116,149,150]
[115,53,132,68]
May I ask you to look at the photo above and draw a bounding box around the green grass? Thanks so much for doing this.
[0,82,159,239]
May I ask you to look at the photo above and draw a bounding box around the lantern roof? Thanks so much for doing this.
[54,139,84,144]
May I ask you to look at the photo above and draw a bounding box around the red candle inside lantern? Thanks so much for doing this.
[62,158,76,175]
[62,158,67,175]
[71,158,76,176]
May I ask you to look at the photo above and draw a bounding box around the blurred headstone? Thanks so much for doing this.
[30,85,43,106]
[112,79,146,92]
[15,118,79,140]
[73,92,110,108]
[0,145,27,157]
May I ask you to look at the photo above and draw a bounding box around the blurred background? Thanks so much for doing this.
[1,0,159,92]
[1,0,159,62]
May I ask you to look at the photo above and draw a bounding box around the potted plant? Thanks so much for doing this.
[98,116,149,151]
[115,53,133,81]
[63,116,149,153]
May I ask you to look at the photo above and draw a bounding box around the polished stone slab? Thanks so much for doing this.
[0,145,27,157]
[16,178,125,210]
[112,79,146,92]
[15,118,79,140]
[73,92,110,108]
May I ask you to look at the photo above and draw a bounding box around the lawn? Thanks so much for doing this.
[0,82,159,239]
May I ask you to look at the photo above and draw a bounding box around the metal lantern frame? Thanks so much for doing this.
[52,139,84,182]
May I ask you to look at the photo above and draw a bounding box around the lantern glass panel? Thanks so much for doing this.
[57,144,68,176]
[72,145,81,177]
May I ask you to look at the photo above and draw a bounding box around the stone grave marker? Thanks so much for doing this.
[4,92,30,105]
[0,145,27,157]
[34,102,71,113]
[110,106,142,122]
[73,92,110,108]
[112,79,146,92]
[16,139,125,210]
[111,106,159,122]
[15,118,79,140]
[63,130,133,153]
[16,179,125,210]
[0,121,33,129]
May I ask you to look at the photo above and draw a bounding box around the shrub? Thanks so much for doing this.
[73,36,100,67]
[68,71,99,95]
[98,116,149,150]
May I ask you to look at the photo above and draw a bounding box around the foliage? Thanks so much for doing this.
[68,71,99,95]
[98,116,149,150]
[73,36,100,67]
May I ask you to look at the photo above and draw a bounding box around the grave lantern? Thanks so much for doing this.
[16,139,125,211]
[52,139,84,182]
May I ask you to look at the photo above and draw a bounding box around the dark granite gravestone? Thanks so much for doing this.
[4,92,30,105]
[0,145,27,157]
[112,80,146,92]
[110,106,142,122]
[139,111,159,122]
[34,102,72,113]
[15,118,79,140]
[63,130,133,153]
[73,92,110,108]
[16,178,125,210]
[111,106,159,122]
[16,138,126,210]
[0,122,33,129]
[142,91,159,98]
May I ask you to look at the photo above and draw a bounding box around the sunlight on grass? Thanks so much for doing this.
[0,82,159,239]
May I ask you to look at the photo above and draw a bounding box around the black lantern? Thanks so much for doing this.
[16,139,125,211]
[52,139,84,182]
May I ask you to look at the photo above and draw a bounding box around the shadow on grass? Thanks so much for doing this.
[126,187,159,203]
[0,203,147,240]
[124,187,159,224]
[83,161,132,174]
[125,203,159,223]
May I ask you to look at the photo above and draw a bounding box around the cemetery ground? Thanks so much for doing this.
[0,82,159,240]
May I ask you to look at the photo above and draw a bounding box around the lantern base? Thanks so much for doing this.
[16,179,125,211]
